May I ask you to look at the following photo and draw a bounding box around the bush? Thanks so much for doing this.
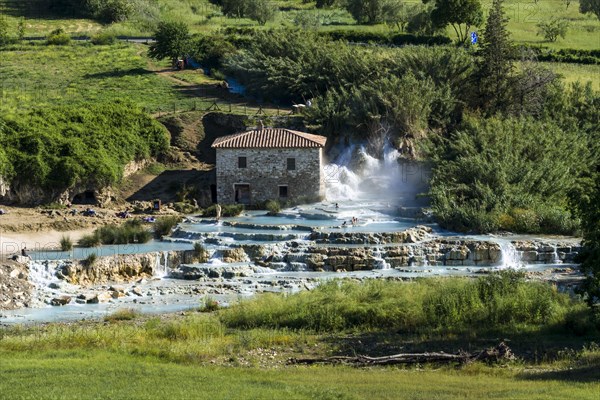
[84,252,97,266]
[79,233,101,248]
[46,28,71,46]
[104,308,139,322]
[537,18,569,42]
[97,220,152,245]
[265,200,281,215]
[153,216,182,238]
[199,296,220,313]
[60,236,73,251]
[429,117,587,233]
[91,32,117,45]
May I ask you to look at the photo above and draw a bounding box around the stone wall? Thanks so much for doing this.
[215,147,324,204]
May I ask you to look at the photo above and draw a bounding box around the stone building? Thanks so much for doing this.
[212,127,327,205]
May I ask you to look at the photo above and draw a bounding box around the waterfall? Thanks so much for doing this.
[28,260,60,289]
[153,251,169,278]
[373,248,390,270]
[324,142,404,202]
[551,244,561,264]
[497,240,522,269]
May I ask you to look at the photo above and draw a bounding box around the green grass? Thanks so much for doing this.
[0,349,599,400]
[1,0,598,51]
[0,41,276,115]
[541,61,600,91]
[1,276,599,398]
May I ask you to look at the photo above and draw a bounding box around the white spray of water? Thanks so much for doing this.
[153,251,169,278]
[324,142,403,202]
[497,240,522,269]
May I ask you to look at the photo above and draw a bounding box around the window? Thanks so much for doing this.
[287,157,296,170]
[238,156,247,168]
[279,186,288,198]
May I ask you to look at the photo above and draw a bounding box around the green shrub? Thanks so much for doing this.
[199,297,220,313]
[153,216,182,238]
[91,32,117,45]
[79,233,101,248]
[84,252,98,266]
[429,117,587,233]
[46,28,71,45]
[97,220,152,245]
[60,236,73,252]
[265,200,281,215]
[104,308,139,322]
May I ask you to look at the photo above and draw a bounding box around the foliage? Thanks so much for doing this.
[79,233,102,248]
[537,18,570,42]
[321,29,451,45]
[84,252,98,266]
[345,0,403,25]
[577,172,600,307]
[0,101,169,195]
[192,33,237,70]
[245,0,277,25]
[428,0,484,43]
[104,308,139,322]
[60,236,73,252]
[46,28,71,45]
[580,0,600,20]
[95,219,152,245]
[199,296,221,312]
[213,0,276,25]
[219,273,583,333]
[49,0,134,23]
[474,0,514,115]
[148,21,192,64]
[0,15,11,45]
[428,116,588,233]
[153,216,182,238]
[265,199,281,215]
[91,31,116,45]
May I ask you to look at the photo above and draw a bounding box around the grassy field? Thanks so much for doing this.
[1,277,599,399]
[0,41,278,116]
[0,0,598,50]
[1,348,599,399]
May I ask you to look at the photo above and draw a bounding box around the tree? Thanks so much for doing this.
[427,0,483,44]
[245,0,276,25]
[148,21,191,66]
[475,0,514,114]
[580,0,600,20]
[346,0,403,25]
[537,18,569,42]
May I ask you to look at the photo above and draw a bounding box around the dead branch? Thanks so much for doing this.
[289,342,515,366]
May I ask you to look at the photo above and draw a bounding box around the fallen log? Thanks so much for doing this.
[289,342,515,366]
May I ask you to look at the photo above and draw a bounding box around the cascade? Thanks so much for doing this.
[497,240,522,269]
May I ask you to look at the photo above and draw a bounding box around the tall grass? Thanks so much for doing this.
[59,235,73,251]
[153,216,182,238]
[218,272,585,334]
[79,220,151,247]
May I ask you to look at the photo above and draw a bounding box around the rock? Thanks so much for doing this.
[131,287,143,296]
[50,295,71,306]
[48,282,62,290]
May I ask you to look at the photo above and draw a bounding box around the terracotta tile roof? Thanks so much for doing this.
[212,128,327,149]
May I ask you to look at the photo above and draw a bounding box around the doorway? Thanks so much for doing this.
[234,184,251,205]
